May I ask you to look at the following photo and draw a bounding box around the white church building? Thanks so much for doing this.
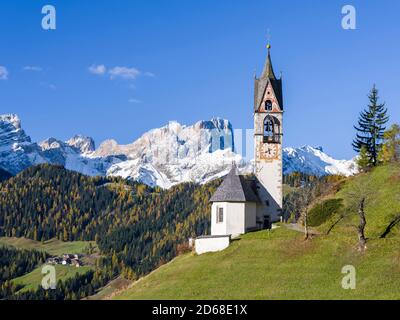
[195,43,284,255]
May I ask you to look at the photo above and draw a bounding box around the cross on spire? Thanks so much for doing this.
[261,35,276,80]
[266,29,271,50]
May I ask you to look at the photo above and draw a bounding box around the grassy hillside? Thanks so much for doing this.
[12,265,93,293]
[114,164,400,300]
[0,237,95,256]
[313,164,400,238]
[85,277,132,300]
[0,237,97,296]
[114,227,400,300]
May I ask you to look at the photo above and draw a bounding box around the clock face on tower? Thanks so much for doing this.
[258,142,279,161]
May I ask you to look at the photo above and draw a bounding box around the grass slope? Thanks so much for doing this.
[85,277,132,300]
[337,164,400,237]
[114,228,400,300]
[0,237,96,294]
[114,164,400,300]
[0,237,95,256]
[12,265,93,293]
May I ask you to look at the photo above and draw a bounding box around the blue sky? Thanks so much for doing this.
[0,0,399,159]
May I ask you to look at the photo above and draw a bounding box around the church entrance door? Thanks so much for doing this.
[263,216,271,229]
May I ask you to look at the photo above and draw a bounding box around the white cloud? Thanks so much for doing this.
[144,71,155,77]
[109,66,140,80]
[128,98,141,104]
[0,66,9,80]
[23,66,42,72]
[88,64,106,75]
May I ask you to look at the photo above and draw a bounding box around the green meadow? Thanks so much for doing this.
[0,237,95,256]
[114,164,400,300]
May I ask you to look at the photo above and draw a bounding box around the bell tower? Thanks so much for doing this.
[254,43,283,224]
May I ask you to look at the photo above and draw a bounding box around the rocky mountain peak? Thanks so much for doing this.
[0,114,22,130]
[39,138,64,151]
[0,114,358,188]
[67,135,95,154]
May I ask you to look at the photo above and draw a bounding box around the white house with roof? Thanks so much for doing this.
[210,165,260,237]
[194,165,262,255]
[194,165,261,255]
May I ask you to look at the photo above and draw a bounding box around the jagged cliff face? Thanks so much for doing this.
[0,114,46,174]
[0,114,123,176]
[93,118,234,159]
[0,114,358,188]
[66,135,96,154]
[94,118,246,188]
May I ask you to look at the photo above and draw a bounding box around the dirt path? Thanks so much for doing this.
[283,223,304,233]
[282,223,320,236]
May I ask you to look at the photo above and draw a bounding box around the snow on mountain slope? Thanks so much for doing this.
[0,114,358,188]
[94,118,248,188]
[107,149,251,189]
[283,146,358,177]
[66,135,96,154]
[0,114,47,174]
[0,114,124,176]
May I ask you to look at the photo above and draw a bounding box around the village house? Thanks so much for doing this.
[46,254,82,267]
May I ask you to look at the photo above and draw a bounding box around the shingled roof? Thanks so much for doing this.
[254,47,283,111]
[210,165,260,203]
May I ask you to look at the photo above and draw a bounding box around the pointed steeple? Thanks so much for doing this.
[254,42,283,111]
[261,44,276,80]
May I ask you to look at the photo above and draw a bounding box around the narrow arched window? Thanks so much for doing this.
[264,116,274,141]
[265,100,273,111]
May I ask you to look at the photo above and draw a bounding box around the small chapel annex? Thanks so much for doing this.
[209,164,262,238]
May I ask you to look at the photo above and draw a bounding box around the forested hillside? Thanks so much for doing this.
[0,164,220,276]
[0,246,48,298]
[0,246,47,286]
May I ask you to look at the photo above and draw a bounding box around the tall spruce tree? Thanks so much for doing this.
[352,85,389,166]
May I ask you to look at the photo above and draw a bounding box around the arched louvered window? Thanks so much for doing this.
[263,115,281,143]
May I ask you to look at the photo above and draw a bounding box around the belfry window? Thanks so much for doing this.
[265,100,273,111]
[263,115,281,143]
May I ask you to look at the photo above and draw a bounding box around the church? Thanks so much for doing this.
[195,43,284,255]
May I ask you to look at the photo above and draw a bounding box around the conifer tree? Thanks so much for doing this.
[352,85,389,166]
[356,146,371,172]
[379,124,400,164]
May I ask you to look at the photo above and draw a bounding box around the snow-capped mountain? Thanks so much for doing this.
[0,114,47,174]
[91,118,251,188]
[283,146,358,177]
[0,114,358,188]
[0,114,124,176]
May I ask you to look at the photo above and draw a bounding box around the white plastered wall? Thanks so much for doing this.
[195,236,230,255]
[211,202,257,237]
[211,202,227,235]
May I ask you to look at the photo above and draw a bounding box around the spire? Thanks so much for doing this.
[261,43,276,80]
